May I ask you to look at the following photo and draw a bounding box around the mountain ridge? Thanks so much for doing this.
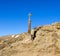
[0,22,60,56]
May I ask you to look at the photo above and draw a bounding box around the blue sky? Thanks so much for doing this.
[0,0,60,36]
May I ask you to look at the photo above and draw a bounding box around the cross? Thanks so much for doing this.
[28,13,32,20]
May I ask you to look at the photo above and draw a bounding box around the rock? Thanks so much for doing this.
[11,35,15,38]
[41,25,55,32]
[0,22,60,56]
[0,44,6,50]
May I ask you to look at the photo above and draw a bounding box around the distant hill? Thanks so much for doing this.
[0,22,60,56]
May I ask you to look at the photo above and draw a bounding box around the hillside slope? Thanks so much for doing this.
[0,22,60,56]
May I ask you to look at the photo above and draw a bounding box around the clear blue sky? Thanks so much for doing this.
[0,0,60,36]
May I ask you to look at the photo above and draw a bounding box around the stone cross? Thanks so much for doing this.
[28,13,32,34]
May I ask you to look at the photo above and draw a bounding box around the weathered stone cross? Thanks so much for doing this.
[28,13,32,34]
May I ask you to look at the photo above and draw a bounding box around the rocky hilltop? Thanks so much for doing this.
[0,22,60,56]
